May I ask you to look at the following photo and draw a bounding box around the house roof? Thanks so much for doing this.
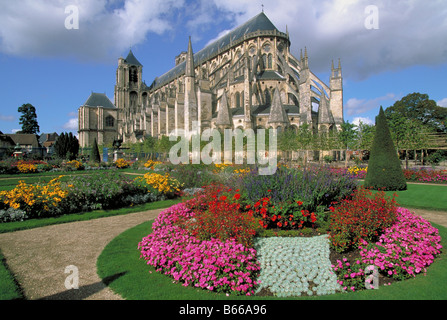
[83,92,116,109]
[6,134,41,147]
[150,12,287,90]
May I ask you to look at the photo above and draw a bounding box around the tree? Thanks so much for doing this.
[364,106,407,191]
[355,121,375,156]
[385,92,447,133]
[338,121,357,168]
[90,138,101,163]
[54,132,79,160]
[18,103,40,134]
[296,123,313,167]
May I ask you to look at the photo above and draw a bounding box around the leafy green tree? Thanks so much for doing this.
[355,121,375,155]
[296,123,313,167]
[385,92,447,133]
[338,121,357,168]
[364,106,407,191]
[18,103,40,134]
[90,138,101,163]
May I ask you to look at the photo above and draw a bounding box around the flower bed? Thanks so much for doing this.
[138,203,260,296]
[139,172,443,297]
[403,167,447,184]
[332,207,442,292]
[0,171,182,222]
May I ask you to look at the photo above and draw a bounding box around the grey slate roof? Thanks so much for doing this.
[150,12,283,90]
[124,50,143,66]
[83,92,116,109]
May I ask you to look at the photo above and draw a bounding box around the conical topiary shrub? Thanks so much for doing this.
[364,106,407,191]
[90,138,101,163]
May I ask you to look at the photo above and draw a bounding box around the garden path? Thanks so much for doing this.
[0,205,445,300]
[0,208,163,300]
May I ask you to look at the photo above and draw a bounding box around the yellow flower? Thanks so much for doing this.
[115,158,130,169]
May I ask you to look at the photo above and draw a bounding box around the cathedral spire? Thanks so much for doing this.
[186,36,195,77]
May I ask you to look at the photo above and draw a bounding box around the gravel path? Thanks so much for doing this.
[0,209,162,300]
[0,206,445,300]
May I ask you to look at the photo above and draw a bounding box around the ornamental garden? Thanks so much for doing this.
[0,156,445,298]
[0,109,446,299]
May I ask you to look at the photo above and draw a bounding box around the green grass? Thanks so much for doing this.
[97,219,447,300]
[364,182,447,211]
[0,198,181,300]
[0,199,181,234]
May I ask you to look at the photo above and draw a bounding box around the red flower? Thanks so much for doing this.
[277,222,282,228]
[234,193,241,200]
[220,195,227,201]
[296,200,303,206]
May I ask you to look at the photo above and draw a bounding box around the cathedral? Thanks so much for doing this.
[78,12,343,148]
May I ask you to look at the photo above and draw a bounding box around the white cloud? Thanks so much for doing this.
[345,93,398,116]
[210,0,447,79]
[437,98,447,108]
[0,0,184,62]
[1,0,446,80]
[11,129,21,133]
[63,118,78,131]
[352,117,374,126]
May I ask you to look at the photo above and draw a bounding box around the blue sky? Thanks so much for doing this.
[0,0,446,137]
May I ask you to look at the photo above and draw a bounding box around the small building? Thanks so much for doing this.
[5,133,43,157]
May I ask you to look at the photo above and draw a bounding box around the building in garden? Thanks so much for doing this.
[78,12,343,148]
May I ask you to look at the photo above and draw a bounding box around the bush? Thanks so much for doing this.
[0,176,70,219]
[328,186,398,253]
[114,158,130,169]
[234,165,357,214]
[0,208,28,222]
[184,185,257,247]
[138,203,260,296]
[134,172,183,199]
[57,171,150,214]
[364,107,407,191]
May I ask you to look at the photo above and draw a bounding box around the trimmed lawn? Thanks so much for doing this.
[97,219,447,300]
[372,183,447,211]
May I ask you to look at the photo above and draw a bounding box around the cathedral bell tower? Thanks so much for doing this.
[115,50,143,142]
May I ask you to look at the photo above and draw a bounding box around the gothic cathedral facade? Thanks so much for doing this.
[78,12,343,148]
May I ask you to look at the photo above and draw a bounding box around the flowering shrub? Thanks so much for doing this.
[332,208,442,292]
[184,185,257,247]
[248,196,318,230]
[134,172,182,198]
[115,158,130,169]
[0,176,71,219]
[359,207,443,280]
[403,168,447,184]
[237,165,357,214]
[138,203,260,296]
[328,186,398,253]
[16,160,38,173]
[347,166,368,179]
[143,159,162,169]
[65,160,84,171]
[58,171,153,214]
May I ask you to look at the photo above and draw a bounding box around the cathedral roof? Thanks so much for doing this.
[124,50,143,67]
[83,92,116,109]
[150,12,286,90]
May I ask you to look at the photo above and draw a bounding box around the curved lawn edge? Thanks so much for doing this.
[97,215,447,300]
